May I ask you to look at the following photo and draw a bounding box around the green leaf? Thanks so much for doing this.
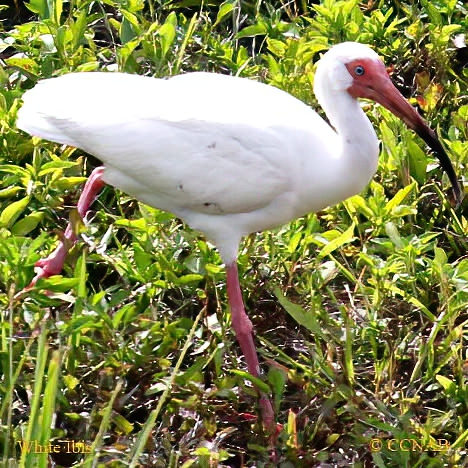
[66,315,100,334]
[317,223,355,258]
[385,222,404,249]
[214,1,235,27]
[70,9,89,51]
[112,304,137,329]
[53,0,62,24]
[344,195,374,219]
[230,370,270,393]
[0,165,30,177]
[54,176,87,190]
[0,186,23,199]
[120,13,139,44]
[385,182,415,213]
[236,22,268,39]
[406,140,427,185]
[11,212,45,236]
[113,414,134,435]
[393,206,417,217]
[64,374,79,390]
[273,287,326,337]
[175,274,204,285]
[38,160,79,175]
[39,349,61,457]
[40,276,80,292]
[115,218,147,230]
[433,246,448,267]
[267,38,287,57]
[158,13,177,56]
[5,57,39,77]
[0,197,30,228]
[25,0,62,23]
[268,366,287,411]
[75,250,88,299]
[425,1,442,25]
[121,9,140,29]
[25,0,50,18]
[436,375,456,396]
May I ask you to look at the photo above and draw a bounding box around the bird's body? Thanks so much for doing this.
[16,42,461,434]
[18,69,378,262]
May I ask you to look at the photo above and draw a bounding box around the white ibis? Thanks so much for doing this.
[16,42,462,432]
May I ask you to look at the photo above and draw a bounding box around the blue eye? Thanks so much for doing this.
[355,65,365,76]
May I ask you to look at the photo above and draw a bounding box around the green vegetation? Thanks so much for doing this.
[1,0,467,466]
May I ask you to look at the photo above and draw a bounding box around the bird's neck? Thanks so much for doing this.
[325,92,380,196]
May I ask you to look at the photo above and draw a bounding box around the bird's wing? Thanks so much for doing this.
[17,72,333,215]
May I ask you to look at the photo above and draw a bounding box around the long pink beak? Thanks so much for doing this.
[348,61,463,207]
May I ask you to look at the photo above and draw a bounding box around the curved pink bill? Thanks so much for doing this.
[346,59,463,207]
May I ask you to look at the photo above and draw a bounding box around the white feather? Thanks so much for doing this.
[17,52,379,262]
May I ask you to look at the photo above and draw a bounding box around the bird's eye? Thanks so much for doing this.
[354,65,365,76]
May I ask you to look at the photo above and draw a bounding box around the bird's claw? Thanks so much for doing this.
[15,244,69,298]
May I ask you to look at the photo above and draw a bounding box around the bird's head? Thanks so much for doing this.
[314,42,463,207]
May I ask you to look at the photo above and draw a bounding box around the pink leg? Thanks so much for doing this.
[226,262,275,432]
[24,166,106,290]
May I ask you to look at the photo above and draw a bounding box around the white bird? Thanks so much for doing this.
[16,42,462,432]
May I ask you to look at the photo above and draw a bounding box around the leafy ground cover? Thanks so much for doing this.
[1,0,467,466]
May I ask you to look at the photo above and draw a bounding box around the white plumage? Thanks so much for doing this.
[17,57,377,262]
[16,42,461,431]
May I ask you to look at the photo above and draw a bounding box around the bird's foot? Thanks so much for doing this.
[15,237,72,297]
[32,247,68,285]
[16,167,106,298]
